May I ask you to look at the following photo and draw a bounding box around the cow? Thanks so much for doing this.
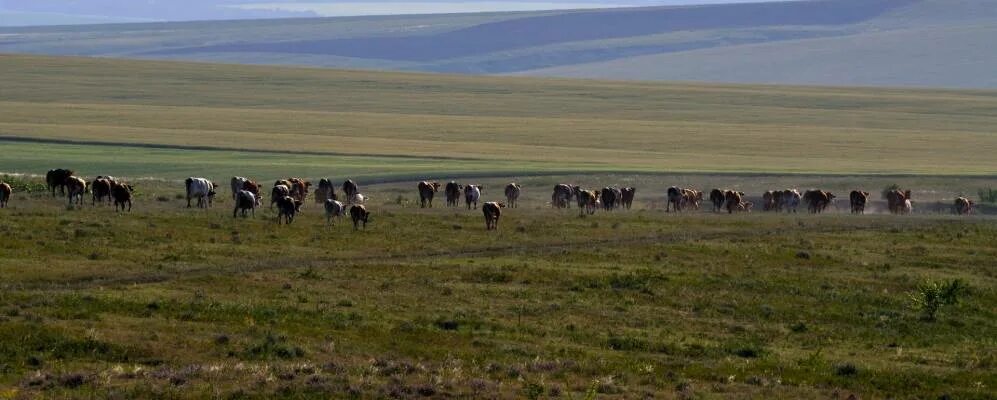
[0,182,11,208]
[287,178,311,202]
[275,195,301,225]
[464,185,483,210]
[482,202,505,230]
[418,181,442,208]
[850,191,870,214]
[666,187,684,212]
[445,181,463,207]
[762,191,777,211]
[66,176,88,207]
[342,179,359,204]
[91,177,113,206]
[46,169,74,197]
[709,189,726,212]
[781,189,802,213]
[601,187,619,211]
[620,187,636,209]
[739,201,754,212]
[724,190,744,214]
[324,199,346,224]
[682,189,703,210]
[231,177,250,200]
[902,199,913,215]
[577,189,599,215]
[803,190,835,214]
[350,193,367,205]
[504,183,521,208]
[552,184,574,208]
[885,189,912,215]
[242,180,262,205]
[233,190,256,218]
[270,184,290,209]
[350,205,370,230]
[315,178,337,204]
[185,177,217,208]
[954,197,973,215]
[111,182,134,212]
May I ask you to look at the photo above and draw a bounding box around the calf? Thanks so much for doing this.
[324,199,346,224]
[46,168,74,197]
[445,181,462,207]
[275,195,301,225]
[849,191,870,214]
[233,190,256,218]
[185,177,217,208]
[0,182,11,208]
[418,181,442,208]
[66,176,88,207]
[464,185,483,210]
[111,182,134,212]
[482,202,505,230]
[504,183,521,208]
[620,187,636,209]
[350,205,370,230]
[954,197,973,215]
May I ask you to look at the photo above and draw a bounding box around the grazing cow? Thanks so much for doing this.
[91,177,113,206]
[350,205,370,230]
[666,187,685,212]
[682,189,703,210]
[620,187,636,209]
[445,181,463,207]
[315,178,337,204]
[66,176,87,207]
[850,191,870,214]
[418,181,442,208]
[954,197,973,215]
[350,193,367,205]
[185,177,217,208]
[803,190,835,214]
[552,184,574,208]
[464,185,483,210]
[504,183,521,208]
[233,190,256,218]
[709,189,726,212]
[781,189,802,213]
[577,190,599,215]
[724,190,744,214]
[601,187,619,211]
[287,178,311,202]
[324,199,346,224]
[482,202,505,230]
[342,179,359,203]
[270,184,290,209]
[275,196,301,225]
[885,189,912,215]
[111,182,134,212]
[46,169,74,197]
[0,182,11,208]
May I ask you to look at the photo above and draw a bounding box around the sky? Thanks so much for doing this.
[0,0,788,26]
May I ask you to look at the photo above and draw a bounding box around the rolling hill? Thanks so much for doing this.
[1,0,995,88]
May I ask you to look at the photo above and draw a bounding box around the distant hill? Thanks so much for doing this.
[1,0,995,88]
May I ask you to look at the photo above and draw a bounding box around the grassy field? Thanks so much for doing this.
[0,177,994,399]
[3,54,997,177]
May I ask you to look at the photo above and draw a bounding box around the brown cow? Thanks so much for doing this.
[66,176,87,207]
[709,189,726,212]
[445,181,463,207]
[849,191,870,214]
[287,178,311,202]
[350,205,370,230]
[954,197,974,215]
[724,190,744,214]
[577,189,599,215]
[242,180,262,205]
[46,169,74,197]
[803,190,835,214]
[418,181,442,208]
[620,187,636,209]
[91,177,113,206]
[885,189,912,215]
[682,189,703,210]
[111,182,134,212]
[482,202,505,230]
[504,183,521,208]
[0,182,11,208]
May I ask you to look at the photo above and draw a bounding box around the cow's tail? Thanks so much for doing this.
[184,177,193,198]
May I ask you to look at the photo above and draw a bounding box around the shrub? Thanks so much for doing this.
[910,279,968,321]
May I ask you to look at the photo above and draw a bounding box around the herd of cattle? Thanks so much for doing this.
[0,169,981,230]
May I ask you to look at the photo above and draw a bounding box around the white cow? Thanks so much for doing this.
[324,199,346,225]
[185,177,217,208]
[464,185,482,210]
